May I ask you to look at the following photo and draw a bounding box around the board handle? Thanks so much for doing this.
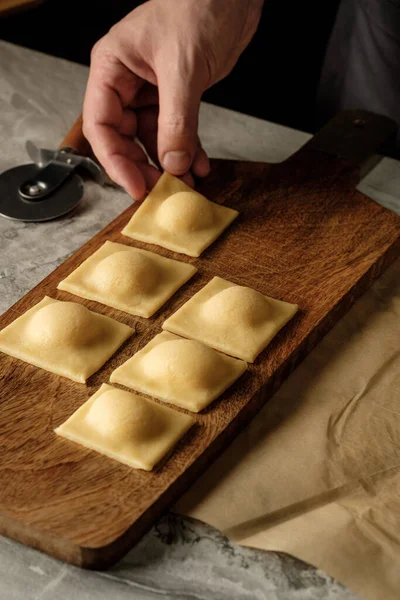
[302,109,397,168]
[58,114,92,157]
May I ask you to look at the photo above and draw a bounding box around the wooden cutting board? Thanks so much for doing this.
[1,110,400,569]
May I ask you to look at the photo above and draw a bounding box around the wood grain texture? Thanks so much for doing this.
[0,110,400,569]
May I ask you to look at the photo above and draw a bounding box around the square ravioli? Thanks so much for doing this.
[55,384,194,471]
[57,241,197,318]
[162,277,298,362]
[0,296,133,383]
[110,331,247,413]
[121,172,238,257]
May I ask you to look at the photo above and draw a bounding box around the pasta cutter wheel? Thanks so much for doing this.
[0,116,106,222]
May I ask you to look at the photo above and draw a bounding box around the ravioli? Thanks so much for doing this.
[110,331,247,412]
[55,384,194,470]
[0,296,133,382]
[121,172,238,257]
[162,277,298,362]
[58,241,196,318]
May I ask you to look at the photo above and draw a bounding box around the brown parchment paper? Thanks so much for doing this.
[176,257,400,600]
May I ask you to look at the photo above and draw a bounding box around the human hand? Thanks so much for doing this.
[83,0,263,200]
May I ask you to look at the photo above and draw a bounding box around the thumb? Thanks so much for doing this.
[157,68,203,175]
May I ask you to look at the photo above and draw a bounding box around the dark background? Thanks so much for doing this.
[0,1,341,134]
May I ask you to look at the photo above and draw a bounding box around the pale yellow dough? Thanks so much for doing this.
[55,384,194,470]
[162,277,298,362]
[121,172,239,257]
[110,331,247,412]
[0,297,133,382]
[57,241,197,318]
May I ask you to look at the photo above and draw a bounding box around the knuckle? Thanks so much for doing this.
[90,35,117,65]
[90,38,103,61]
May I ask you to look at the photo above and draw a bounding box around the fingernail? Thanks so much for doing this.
[163,151,191,173]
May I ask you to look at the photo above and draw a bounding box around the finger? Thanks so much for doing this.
[83,51,147,198]
[180,171,195,188]
[136,105,160,167]
[191,143,210,178]
[119,108,138,137]
[137,162,162,193]
[110,156,148,199]
[90,120,149,196]
[156,62,204,176]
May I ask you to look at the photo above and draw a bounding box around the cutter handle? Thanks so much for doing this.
[58,114,92,157]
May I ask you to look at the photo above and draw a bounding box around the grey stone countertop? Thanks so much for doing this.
[2,40,400,600]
